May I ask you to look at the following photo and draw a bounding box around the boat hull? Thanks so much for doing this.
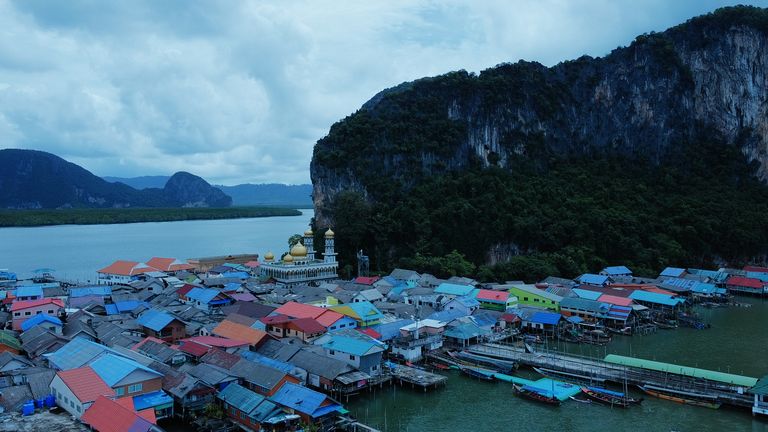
[638,386,721,409]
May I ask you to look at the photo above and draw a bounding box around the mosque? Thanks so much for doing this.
[259,227,339,287]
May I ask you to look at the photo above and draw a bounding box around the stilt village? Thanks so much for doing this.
[1,228,768,431]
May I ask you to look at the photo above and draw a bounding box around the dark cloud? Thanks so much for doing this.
[0,0,758,184]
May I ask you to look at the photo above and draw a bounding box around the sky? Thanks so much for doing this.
[0,0,764,185]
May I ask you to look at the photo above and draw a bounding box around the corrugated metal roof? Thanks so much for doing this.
[628,290,684,306]
[597,294,634,307]
[69,286,112,298]
[57,366,114,402]
[270,382,340,418]
[20,313,62,331]
[559,297,607,314]
[322,330,385,356]
[604,354,758,387]
[602,266,632,275]
[443,322,490,340]
[137,310,176,332]
[572,288,603,301]
[528,312,562,325]
[659,267,686,278]
[217,383,266,415]
[45,337,113,370]
[14,285,43,298]
[132,390,173,410]
[81,396,153,432]
[509,284,563,302]
[89,353,161,386]
[435,283,475,296]
[577,274,610,286]
[186,288,222,304]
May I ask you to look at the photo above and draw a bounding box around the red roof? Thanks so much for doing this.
[146,257,195,272]
[727,276,765,289]
[57,366,115,403]
[178,341,211,357]
[500,313,521,323]
[11,298,64,312]
[81,396,153,432]
[213,320,270,346]
[744,265,768,273]
[261,314,293,325]
[316,310,345,327]
[273,302,326,319]
[597,294,634,307]
[244,261,260,268]
[641,287,676,296]
[475,289,510,302]
[354,276,380,285]
[357,328,381,339]
[184,335,249,349]
[287,318,326,334]
[176,284,198,298]
[97,260,159,276]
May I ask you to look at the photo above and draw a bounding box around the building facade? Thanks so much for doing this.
[259,228,339,288]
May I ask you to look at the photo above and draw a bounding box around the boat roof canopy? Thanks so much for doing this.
[604,354,758,388]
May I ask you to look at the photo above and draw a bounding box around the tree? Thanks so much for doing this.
[288,233,303,248]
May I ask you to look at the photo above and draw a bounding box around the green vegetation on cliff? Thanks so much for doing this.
[328,137,768,281]
[0,207,300,227]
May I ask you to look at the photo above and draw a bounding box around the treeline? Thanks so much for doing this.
[327,138,768,282]
[0,207,301,227]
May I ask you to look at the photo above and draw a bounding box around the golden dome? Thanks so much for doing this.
[283,253,294,263]
[325,228,335,238]
[290,241,307,257]
[264,251,274,261]
[304,228,314,236]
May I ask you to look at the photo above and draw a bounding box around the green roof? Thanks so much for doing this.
[752,376,768,395]
[0,330,21,351]
[604,354,758,388]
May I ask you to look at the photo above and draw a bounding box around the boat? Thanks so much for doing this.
[523,334,545,344]
[607,326,632,336]
[460,366,496,381]
[513,384,561,406]
[652,320,678,330]
[638,385,722,409]
[580,329,612,345]
[453,351,518,373]
[580,386,642,407]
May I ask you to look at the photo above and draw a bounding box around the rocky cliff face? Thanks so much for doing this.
[311,6,768,227]
[0,149,231,208]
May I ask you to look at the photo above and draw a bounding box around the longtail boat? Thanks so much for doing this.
[580,386,642,407]
[460,366,495,381]
[638,385,721,409]
[513,384,561,406]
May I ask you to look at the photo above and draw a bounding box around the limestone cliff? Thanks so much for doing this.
[311,6,768,227]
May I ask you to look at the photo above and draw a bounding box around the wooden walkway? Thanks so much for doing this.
[468,343,755,408]
[388,363,447,392]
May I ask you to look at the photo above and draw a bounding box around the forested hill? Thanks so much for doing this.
[0,149,231,209]
[309,6,768,280]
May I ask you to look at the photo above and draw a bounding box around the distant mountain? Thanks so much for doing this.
[102,175,169,189]
[216,184,312,207]
[104,176,312,207]
[0,149,231,209]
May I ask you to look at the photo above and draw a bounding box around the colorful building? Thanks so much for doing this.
[508,284,562,311]
[50,366,115,419]
[474,289,516,311]
[329,301,383,328]
[136,310,186,342]
[11,298,64,330]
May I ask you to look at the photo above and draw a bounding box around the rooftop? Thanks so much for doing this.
[56,366,114,403]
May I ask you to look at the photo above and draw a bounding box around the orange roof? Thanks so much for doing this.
[97,260,159,276]
[274,302,326,319]
[57,366,115,403]
[316,309,344,327]
[641,287,676,295]
[597,294,634,307]
[81,396,154,432]
[212,320,270,346]
[146,257,195,272]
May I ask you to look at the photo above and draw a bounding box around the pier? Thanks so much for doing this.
[386,363,447,392]
[467,343,757,408]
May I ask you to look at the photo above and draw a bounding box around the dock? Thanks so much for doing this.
[386,362,447,392]
[467,343,756,408]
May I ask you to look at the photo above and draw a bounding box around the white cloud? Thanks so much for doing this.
[0,0,758,184]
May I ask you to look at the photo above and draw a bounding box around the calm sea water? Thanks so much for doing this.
[347,299,768,432]
[0,209,314,282]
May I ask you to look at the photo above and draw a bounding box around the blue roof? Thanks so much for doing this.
[45,337,114,370]
[578,274,609,285]
[240,351,300,376]
[322,331,384,356]
[566,316,584,323]
[15,285,43,298]
[427,309,466,323]
[371,319,415,342]
[689,283,726,295]
[687,269,729,283]
[220,271,249,279]
[224,282,242,291]
[105,300,148,315]
[443,322,490,340]
[20,314,62,331]
[0,271,16,280]
[133,390,173,410]
[746,272,768,283]
[629,290,685,307]
[344,301,384,322]
[270,382,341,418]
[529,312,562,325]
[218,383,267,415]
[137,309,177,332]
[186,288,221,304]
[607,305,632,321]
[435,283,475,296]
[602,266,632,275]
[660,278,698,291]
[69,286,112,298]
[572,288,603,301]
[659,267,686,278]
[471,312,498,328]
[453,296,480,308]
[89,353,161,386]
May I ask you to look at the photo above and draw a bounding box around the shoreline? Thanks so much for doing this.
[0,206,305,228]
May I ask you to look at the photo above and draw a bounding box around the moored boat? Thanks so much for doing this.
[580,386,642,407]
[460,366,496,381]
[513,384,561,406]
[638,385,721,409]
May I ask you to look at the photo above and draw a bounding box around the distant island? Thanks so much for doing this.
[104,176,313,208]
[0,207,301,227]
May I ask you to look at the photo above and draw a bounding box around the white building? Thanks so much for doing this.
[259,228,339,288]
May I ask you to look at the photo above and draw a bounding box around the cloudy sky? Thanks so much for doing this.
[0,0,761,185]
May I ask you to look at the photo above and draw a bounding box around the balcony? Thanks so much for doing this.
[391,333,443,349]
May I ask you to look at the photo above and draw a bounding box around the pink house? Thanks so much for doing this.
[11,299,65,331]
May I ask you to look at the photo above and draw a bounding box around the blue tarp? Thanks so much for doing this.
[529,312,562,325]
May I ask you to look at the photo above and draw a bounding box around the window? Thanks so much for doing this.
[240,411,246,419]
[523,297,529,302]
[36,311,42,314]
[339,324,345,328]
[13,312,19,317]
[329,350,335,355]
[128,383,143,393]
[77,405,81,413]
[24,311,31,316]
[115,387,125,396]
[48,310,54,314]
[349,354,356,360]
